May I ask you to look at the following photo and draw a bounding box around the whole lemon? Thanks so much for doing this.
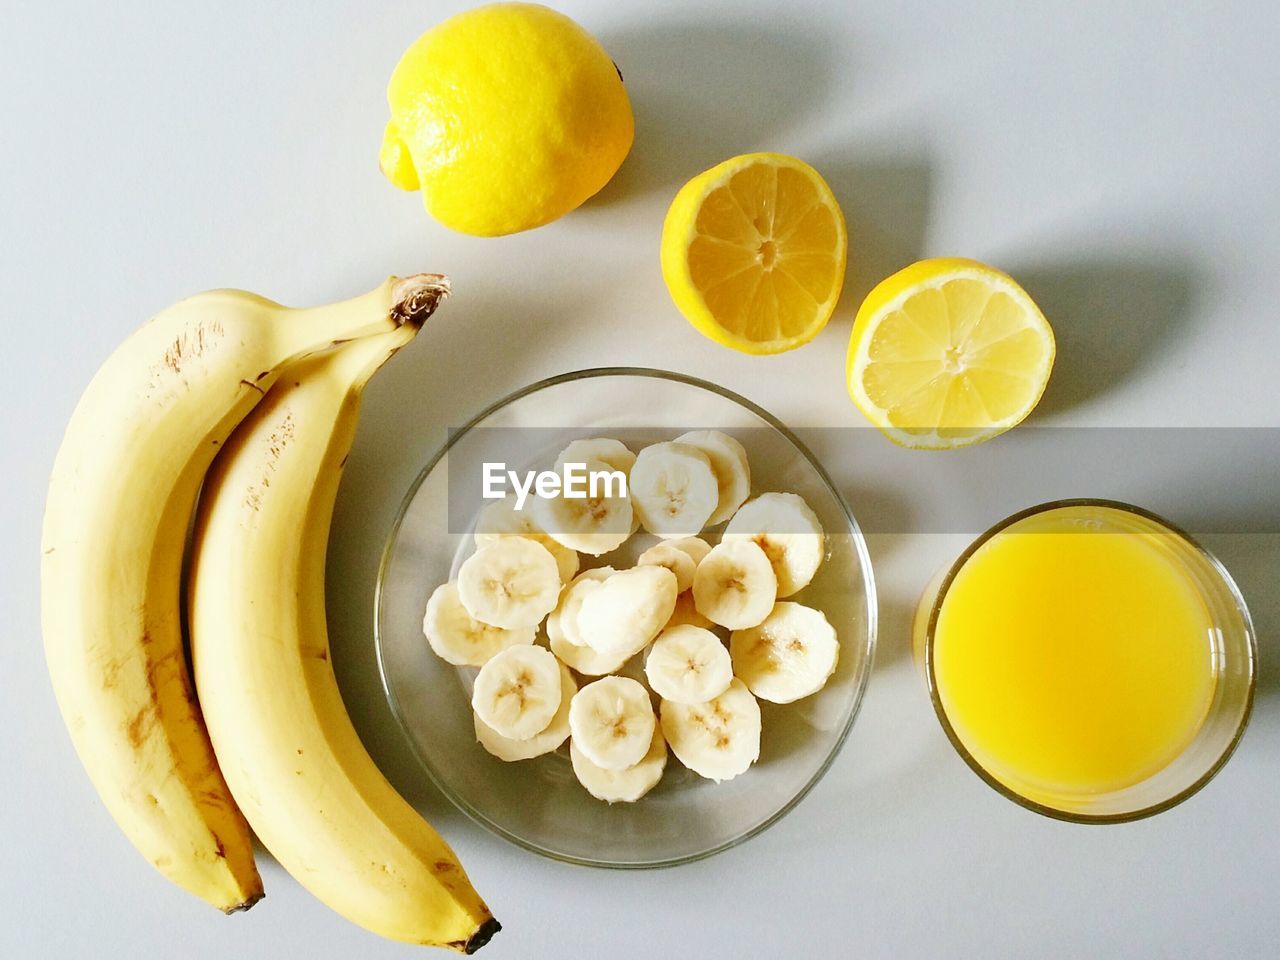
[381,2,634,237]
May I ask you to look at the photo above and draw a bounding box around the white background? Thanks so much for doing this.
[3,1,1278,957]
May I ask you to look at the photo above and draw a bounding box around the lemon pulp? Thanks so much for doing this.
[846,258,1054,448]
[662,153,847,355]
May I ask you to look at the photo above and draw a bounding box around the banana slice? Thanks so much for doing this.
[667,535,712,566]
[546,568,632,676]
[645,625,733,704]
[730,601,840,704]
[547,567,614,647]
[660,678,761,782]
[457,536,562,629]
[530,457,633,556]
[723,492,825,597]
[571,723,667,803]
[629,441,719,538]
[568,676,657,771]
[636,542,697,593]
[475,662,577,761]
[550,632,630,677]
[576,565,678,659]
[554,437,636,476]
[664,590,717,631]
[423,581,536,667]
[474,495,580,584]
[674,430,751,525]
[470,644,563,741]
[691,540,777,629]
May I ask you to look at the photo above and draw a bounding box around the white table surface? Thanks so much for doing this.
[3,1,1277,957]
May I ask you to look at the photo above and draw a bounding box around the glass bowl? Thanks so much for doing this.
[375,368,876,867]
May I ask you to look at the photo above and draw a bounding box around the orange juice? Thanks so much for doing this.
[928,504,1219,805]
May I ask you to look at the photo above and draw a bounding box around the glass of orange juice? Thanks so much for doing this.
[914,499,1256,822]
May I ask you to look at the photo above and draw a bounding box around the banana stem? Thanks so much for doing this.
[390,273,450,329]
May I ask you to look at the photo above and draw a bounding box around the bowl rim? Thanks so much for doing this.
[373,366,878,868]
[922,497,1258,824]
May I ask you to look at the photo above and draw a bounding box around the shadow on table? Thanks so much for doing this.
[1012,256,1204,418]
[590,19,840,205]
[806,150,935,326]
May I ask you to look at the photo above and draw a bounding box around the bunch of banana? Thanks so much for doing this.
[42,275,499,951]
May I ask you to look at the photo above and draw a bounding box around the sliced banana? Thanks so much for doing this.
[422,581,536,667]
[470,644,563,741]
[457,536,562,629]
[475,662,577,761]
[554,437,636,476]
[530,457,633,556]
[546,567,613,646]
[546,568,632,676]
[730,601,840,704]
[674,429,751,525]
[571,723,667,803]
[576,565,678,659]
[664,589,717,631]
[636,541,697,593]
[474,495,580,584]
[568,676,657,771]
[645,625,733,704]
[723,492,825,597]
[667,535,712,566]
[473,493,539,541]
[691,539,777,630]
[629,441,719,538]
[660,678,761,782]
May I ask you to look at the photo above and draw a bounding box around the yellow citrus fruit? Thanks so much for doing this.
[846,258,1055,449]
[661,153,847,355]
[381,2,634,236]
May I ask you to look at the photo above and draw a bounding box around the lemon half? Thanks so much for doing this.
[661,153,847,355]
[846,258,1055,449]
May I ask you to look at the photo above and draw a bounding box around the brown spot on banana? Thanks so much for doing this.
[126,703,156,748]
[163,318,225,373]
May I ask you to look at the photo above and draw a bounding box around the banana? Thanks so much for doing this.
[473,496,579,584]
[660,678,762,782]
[531,457,633,555]
[664,590,717,631]
[636,541,697,593]
[673,430,751,525]
[667,535,712,566]
[188,326,498,949]
[42,273,444,912]
[475,662,577,762]
[471,645,564,741]
[424,581,536,667]
[547,569,633,676]
[568,676,657,771]
[730,602,840,704]
[629,441,720,537]
[554,437,637,476]
[644,625,733,704]
[458,537,562,629]
[576,566,678,659]
[571,723,667,803]
[692,540,778,629]
[723,492,825,597]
